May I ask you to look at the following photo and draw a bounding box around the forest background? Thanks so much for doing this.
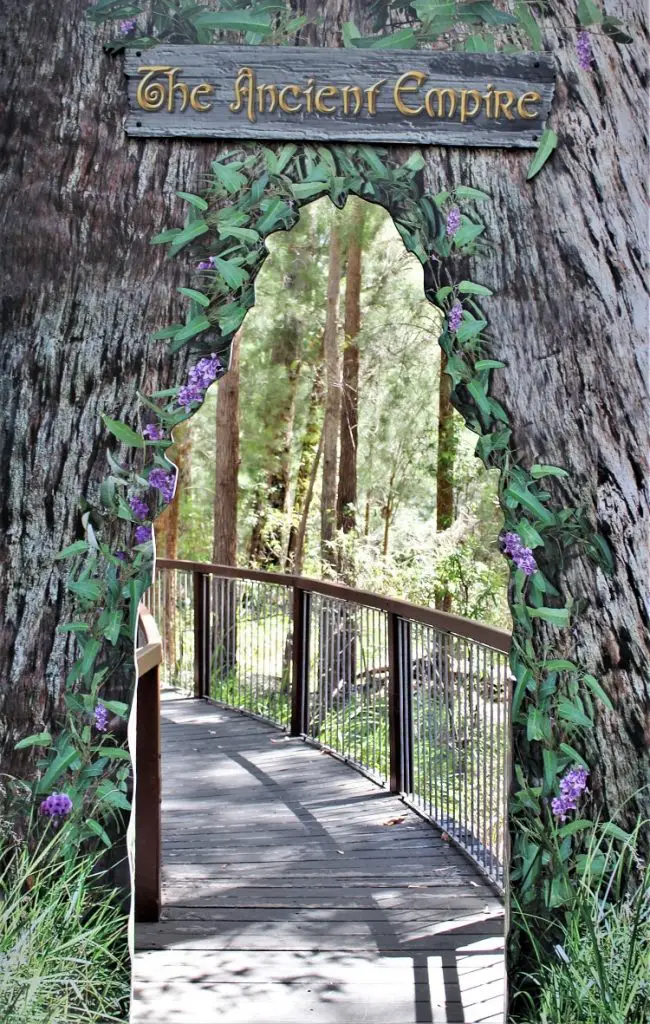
[156,196,510,628]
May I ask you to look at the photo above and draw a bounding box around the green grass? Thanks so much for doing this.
[515,822,650,1024]
[0,829,130,1024]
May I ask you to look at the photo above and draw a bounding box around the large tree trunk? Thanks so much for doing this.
[213,331,241,567]
[336,198,364,572]
[434,351,458,612]
[0,2,205,780]
[425,4,650,843]
[320,224,343,569]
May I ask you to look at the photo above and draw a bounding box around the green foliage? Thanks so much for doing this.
[0,830,129,1023]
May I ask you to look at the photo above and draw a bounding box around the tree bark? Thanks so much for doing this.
[423,4,650,844]
[435,351,458,612]
[337,199,364,558]
[320,224,343,568]
[0,2,206,779]
[213,331,241,567]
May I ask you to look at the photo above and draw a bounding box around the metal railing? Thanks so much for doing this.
[150,558,512,891]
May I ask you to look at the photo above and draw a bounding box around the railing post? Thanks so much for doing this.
[290,587,310,736]
[193,571,209,699]
[388,612,413,794]
[135,661,161,922]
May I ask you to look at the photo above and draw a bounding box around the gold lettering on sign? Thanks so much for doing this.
[365,79,386,115]
[279,85,302,113]
[230,67,256,122]
[517,90,542,119]
[315,86,338,114]
[341,85,363,115]
[136,66,213,112]
[494,89,516,120]
[424,88,457,119]
[394,71,426,116]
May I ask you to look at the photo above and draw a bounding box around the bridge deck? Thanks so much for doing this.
[132,695,505,1023]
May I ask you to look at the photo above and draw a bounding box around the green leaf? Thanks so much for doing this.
[57,622,90,635]
[214,257,249,290]
[527,129,558,182]
[171,315,211,344]
[601,16,633,44]
[557,698,593,728]
[557,817,593,838]
[80,637,101,679]
[475,359,505,370]
[193,11,272,34]
[459,1,517,26]
[102,700,129,718]
[455,319,487,343]
[55,540,89,560]
[210,160,247,194]
[216,224,260,245]
[515,1,542,50]
[454,186,490,201]
[85,818,112,849]
[93,746,131,760]
[404,151,425,173]
[530,464,568,479]
[435,286,453,303]
[291,181,327,201]
[176,191,208,211]
[582,673,614,711]
[453,221,485,247]
[37,747,78,794]
[102,610,123,646]
[559,743,590,770]
[543,659,579,672]
[15,731,52,751]
[458,280,492,296]
[467,378,492,418]
[178,287,210,308]
[152,323,184,340]
[527,708,550,742]
[528,606,570,628]
[463,34,496,53]
[504,480,555,525]
[342,20,360,47]
[150,228,181,245]
[517,520,544,549]
[101,414,145,449]
[577,0,602,26]
[97,787,131,811]
[543,748,558,791]
[167,219,209,257]
[600,822,632,842]
[68,580,102,602]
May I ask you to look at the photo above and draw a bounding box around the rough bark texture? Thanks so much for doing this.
[421,3,649,839]
[337,199,364,545]
[213,331,241,567]
[0,2,210,778]
[320,225,343,567]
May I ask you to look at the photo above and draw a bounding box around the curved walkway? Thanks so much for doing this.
[132,694,505,1023]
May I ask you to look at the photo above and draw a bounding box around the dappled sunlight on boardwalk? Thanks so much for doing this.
[132,696,505,1023]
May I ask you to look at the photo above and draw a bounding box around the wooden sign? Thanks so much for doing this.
[124,46,554,149]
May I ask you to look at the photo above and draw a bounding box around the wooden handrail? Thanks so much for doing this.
[134,604,162,924]
[156,558,511,654]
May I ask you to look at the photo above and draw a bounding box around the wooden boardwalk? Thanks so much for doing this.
[132,696,505,1023]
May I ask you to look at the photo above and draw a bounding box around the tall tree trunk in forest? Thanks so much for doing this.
[293,428,325,577]
[155,422,191,676]
[0,4,206,780]
[337,199,364,578]
[286,363,324,570]
[435,351,458,612]
[213,331,241,567]
[248,314,302,568]
[213,331,241,681]
[320,224,343,569]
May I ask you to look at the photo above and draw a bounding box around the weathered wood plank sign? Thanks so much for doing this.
[124,46,555,148]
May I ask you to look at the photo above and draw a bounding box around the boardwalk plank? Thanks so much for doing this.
[132,697,504,1023]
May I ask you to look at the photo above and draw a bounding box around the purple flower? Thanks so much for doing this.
[119,18,137,37]
[552,767,589,822]
[135,524,152,545]
[148,468,176,504]
[197,257,216,271]
[129,495,149,521]
[446,207,461,237]
[39,793,73,819]
[448,302,463,333]
[115,550,127,562]
[143,423,164,441]
[177,382,204,410]
[94,703,109,732]
[501,531,538,576]
[576,31,593,71]
[188,353,223,390]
